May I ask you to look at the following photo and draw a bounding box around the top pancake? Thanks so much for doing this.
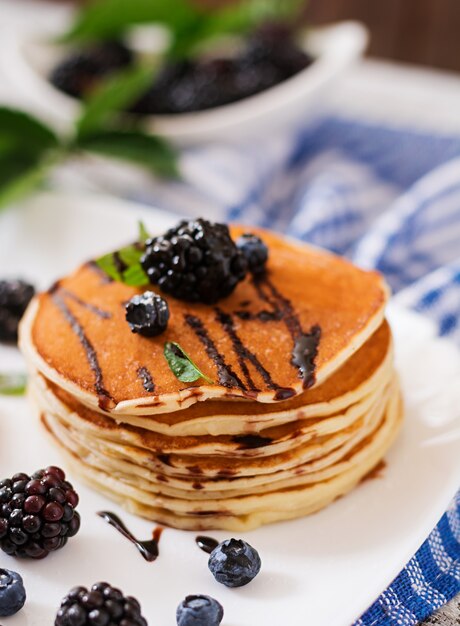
[21,227,388,414]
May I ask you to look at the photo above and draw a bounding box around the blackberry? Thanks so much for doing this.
[130,25,310,116]
[0,569,26,617]
[55,582,147,626]
[0,466,80,559]
[177,594,223,626]
[244,23,312,77]
[125,291,169,337]
[208,538,261,587]
[236,233,268,275]
[141,219,248,304]
[0,279,35,343]
[131,60,195,115]
[50,41,133,99]
[132,58,239,115]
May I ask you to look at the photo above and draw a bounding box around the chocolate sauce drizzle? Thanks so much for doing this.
[97,511,163,562]
[137,366,155,393]
[232,434,273,449]
[252,277,321,388]
[253,277,302,340]
[215,307,281,392]
[51,293,113,409]
[184,314,246,389]
[235,309,282,322]
[195,535,219,554]
[87,261,113,284]
[58,288,111,319]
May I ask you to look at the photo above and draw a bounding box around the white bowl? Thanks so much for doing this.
[1,20,367,144]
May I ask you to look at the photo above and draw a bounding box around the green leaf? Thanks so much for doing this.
[0,154,50,210]
[138,221,150,243]
[95,252,123,282]
[95,225,151,286]
[78,130,179,178]
[122,265,150,287]
[118,244,143,267]
[0,108,59,156]
[201,0,305,42]
[164,342,214,384]
[0,373,27,396]
[76,65,154,138]
[0,108,61,210]
[61,0,201,44]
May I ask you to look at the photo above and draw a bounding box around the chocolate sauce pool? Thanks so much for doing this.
[195,535,219,554]
[97,511,163,562]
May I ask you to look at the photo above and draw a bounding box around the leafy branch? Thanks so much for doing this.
[61,0,306,58]
[0,64,178,210]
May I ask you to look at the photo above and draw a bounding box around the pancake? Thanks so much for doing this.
[33,366,389,467]
[31,373,387,459]
[20,227,388,415]
[40,385,403,531]
[29,318,392,442]
[20,220,401,531]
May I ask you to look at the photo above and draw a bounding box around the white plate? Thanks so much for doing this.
[0,192,459,626]
[0,18,367,144]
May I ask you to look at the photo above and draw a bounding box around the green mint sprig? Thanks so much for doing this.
[61,0,306,58]
[0,373,27,396]
[95,221,151,286]
[0,64,178,210]
[164,341,214,384]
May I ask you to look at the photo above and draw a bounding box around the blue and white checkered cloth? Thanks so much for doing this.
[138,116,460,625]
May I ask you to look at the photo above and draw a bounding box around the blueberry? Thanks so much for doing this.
[208,538,261,587]
[236,233,268,275]
[176,594,223,626]
[0,569,26,617]
[125,291,170,337]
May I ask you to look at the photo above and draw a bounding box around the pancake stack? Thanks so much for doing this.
[20,227,402,531]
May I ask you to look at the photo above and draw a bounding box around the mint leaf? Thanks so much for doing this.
[95,251,123,282]
[61,0,201,44]
[76,65,154,138]
[95,223,151,286]
[95,249,149,286]
[164,342,214,384]
[118,244,143,267]
[206,0,305,38]
[0,155,51,210]
[0,108,60,209]
[122,265,149,287]
[0,373,27,396]
[138,221,150,243]
[0,108,59,156]
[78,130,179,178]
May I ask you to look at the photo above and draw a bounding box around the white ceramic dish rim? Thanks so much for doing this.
[0,20,368,142]
[0,191,459,626]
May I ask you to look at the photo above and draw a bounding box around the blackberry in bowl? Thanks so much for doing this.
[0,466,81,559]
[49,41,133,99]
[55,582,147,626]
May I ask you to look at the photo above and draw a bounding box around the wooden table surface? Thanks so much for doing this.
[421,596,459,624]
